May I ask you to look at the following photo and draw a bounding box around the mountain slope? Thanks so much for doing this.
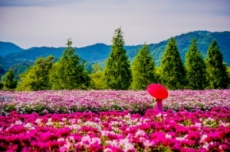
[147,31,230,66]
[0,41,24,56]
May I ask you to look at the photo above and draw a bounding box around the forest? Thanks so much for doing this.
[0,27,230,90]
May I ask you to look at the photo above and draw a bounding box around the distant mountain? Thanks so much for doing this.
[0,31,230,72]
[0,41,24,56]
[147,31,230,66]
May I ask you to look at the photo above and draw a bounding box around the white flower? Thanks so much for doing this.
[35,118,42,124]
[176,137,184,141]
[91,137,101,145]
[77,119,82,123]
[15,120,23,125]
[194,122,202,127]
[206,117,214,122]
[124,114,131,119]
[135,130,146,137]
[80,135,101,146]
[111,121,120,126]
[104,148,114,152]
[142,118,151,123]
[69,124,81,130]
[69,136,75,141]
[119,138,135,152]
[81,135,91,143]
[101,130,115,136]
[57,138,65,142]
[83,121,101,131]
[62,118,67,121]
[46,121,53,126]
[69,118,76,124]
[156,113,162,118]
[202,142,209,150]
[176,135,187,141]
[24,123,33,129]
[106,140,118,147]
[64,140,72,149]
[200,134,207,143]
[112,127,121,133]
[165,134,172,139]
[143,139,155,147]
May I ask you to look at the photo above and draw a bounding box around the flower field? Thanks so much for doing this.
[0,90,230,151]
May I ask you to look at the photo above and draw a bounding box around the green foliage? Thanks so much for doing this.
[160,38,187,90]
[205,39,230,89]
[49,39,90,90]
[2,104,16,113]
[0,64,5,77]
[89,63,107,89]
[227,67,230,88]
[104,27,132,90]
[0,81,3,90]
[11,63,31,79]
[154,67,162,83]
[131,44,156,90]
[0,64,5,89]
[16,56,54,91]
[185,39,207,89]
[3,69,17,90]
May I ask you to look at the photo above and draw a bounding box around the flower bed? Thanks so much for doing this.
[0,108,230,151]
[0,90,230,151]
[0,89,230,114]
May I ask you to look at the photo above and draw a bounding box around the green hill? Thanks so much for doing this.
[0,41,24,56]
[0,31,230,72]
[148,31,230,66]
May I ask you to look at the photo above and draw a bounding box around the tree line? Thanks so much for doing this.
[1,28,230,90]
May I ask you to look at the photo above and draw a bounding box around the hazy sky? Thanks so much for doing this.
[0,0,230,49]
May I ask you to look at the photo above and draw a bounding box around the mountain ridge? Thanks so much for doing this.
[0,30,230,72]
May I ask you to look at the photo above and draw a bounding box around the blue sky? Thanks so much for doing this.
[0,0,230,49]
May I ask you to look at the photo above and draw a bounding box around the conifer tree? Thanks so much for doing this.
[205,39,229,89]
[185,39,207,89]
[49,39,90,90]
[131,44,156,90]
[104,27,132,90]
[16,56,54,91]
[0,65,5,77]
[160,38,187,89]
[0,82,3,90]
[89,63,106,89]
[3,69,17,90]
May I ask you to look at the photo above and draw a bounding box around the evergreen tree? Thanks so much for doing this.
[185,39,207,89]
[3,69,17,89]
[11,63,31,80]
[0,65,5,77]
[205,39,229,89]
[160,38,187,90]
[227,67,230,88]
[89,63,106,89]
[131,44,156,90]
[104,27,132,90]
[16,56,54,91]
[49,39,90,90]
[0,81,3,90]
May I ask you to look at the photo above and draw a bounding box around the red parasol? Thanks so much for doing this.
[147,83,168,99]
